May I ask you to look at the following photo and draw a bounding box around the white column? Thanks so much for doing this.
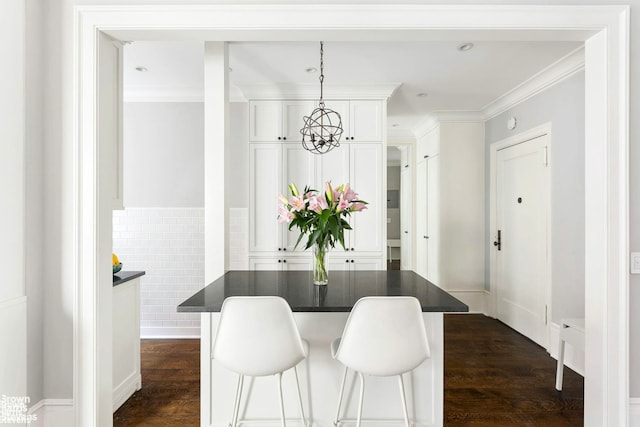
[204,42,229,284]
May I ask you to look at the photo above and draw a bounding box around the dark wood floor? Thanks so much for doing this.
[114,314,583,426]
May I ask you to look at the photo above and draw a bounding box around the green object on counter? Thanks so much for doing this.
[113,263,123,274]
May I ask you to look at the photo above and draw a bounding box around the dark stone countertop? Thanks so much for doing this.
[113,271,145,287]
[177,270,468,313]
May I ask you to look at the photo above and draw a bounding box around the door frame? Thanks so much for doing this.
[489,123,552,349]
[388,140,415,270]
[73,5,629,426]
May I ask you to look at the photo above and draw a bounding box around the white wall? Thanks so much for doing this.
[25,0,45,406]
[0,0,28,405]
[485,71,585,324]
[123,102,204,208]
[35,0,640,404]
[387,166,401,242]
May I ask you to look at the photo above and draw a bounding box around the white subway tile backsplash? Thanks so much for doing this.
[113,207,204,337]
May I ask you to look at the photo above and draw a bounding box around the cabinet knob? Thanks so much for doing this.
[278,259,282,263]
[283,259,287,263]
[283,137,287,140]
[345,260,349,263]
[278,248,282,251]
[424,236,429,239]
[351,259,355,263]
[424,155,429,159]
[278,136,282,140]
[404,165,409,168]
[404,231,408,234]
[351,248,355,251]
[283,248,287,251]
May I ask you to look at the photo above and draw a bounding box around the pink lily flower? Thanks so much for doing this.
[290,195,306,212]
[278,193,289,205]
[308,196,322,213]
[336,195,352,212]
[343,184,358,202]
[351,202,367,212]
[318,194,329,210]
[278,205,294,223]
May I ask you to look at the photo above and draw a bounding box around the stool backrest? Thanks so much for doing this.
[213,296,306,376]
[335,296,430,376]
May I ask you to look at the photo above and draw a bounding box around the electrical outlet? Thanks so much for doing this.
[631,252,640,274]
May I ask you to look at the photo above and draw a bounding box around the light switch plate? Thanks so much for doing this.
[631,252,640,274]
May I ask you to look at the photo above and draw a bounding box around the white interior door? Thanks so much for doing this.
[495,135,549,347]
[415,159,428,279]
[400,166,412,270]
[426,155,440,286]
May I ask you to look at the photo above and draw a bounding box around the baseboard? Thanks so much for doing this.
[630,398,640,427]
[548,322,585,376]
[141,326,200,339]
[446,290,489,314]
[113,372,142,412]
[28,399,73,427]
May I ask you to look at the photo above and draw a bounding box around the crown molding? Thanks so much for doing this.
[387,128,416,142]
[482,46,585,120]
[411,110,485,138]
[236,83,401,100]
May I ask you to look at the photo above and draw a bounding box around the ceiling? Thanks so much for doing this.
[123,40,581,134]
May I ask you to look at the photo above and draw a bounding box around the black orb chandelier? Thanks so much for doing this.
[300,42,343,154]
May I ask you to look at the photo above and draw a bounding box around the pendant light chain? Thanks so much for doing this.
[300,41,344,155]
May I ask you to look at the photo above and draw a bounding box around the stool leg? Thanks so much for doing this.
[276,372,287,427]
[334,366,348,426]
[293,366,307,427]
[231,374,244,427]
[397,374,410,427]
[556,335,566,391]
[356,372,365,427]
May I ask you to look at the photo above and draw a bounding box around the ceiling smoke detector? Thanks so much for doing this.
[135,66,148,72]
[457,43,474,52]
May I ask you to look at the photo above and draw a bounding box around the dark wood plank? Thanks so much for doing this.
[114,315,583,426]
[444,314,583,426]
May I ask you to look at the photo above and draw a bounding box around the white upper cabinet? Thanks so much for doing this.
[249,100,314,142]
[315,99,383,142]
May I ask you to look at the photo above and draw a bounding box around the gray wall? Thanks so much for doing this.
[485,71,585,324]
[29,0,640,402]
[123,102,204,208]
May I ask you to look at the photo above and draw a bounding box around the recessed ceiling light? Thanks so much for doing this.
[416,93,428,98]
[457,42,474,52]
[392,123,401,127]
[135,66,148,72]
[305,67,317,73]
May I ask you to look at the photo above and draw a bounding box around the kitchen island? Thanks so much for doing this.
[178,270,468,427]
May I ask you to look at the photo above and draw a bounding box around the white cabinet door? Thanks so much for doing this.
[415,159,428,279]
[282,143,316,251]
[326,256,352,272]
[322,99,350,139]
[352,258,383,270]
[249,100,282,142]
[249,257,282,271]
[283,257,313,271]
[250,144,282,252]
[349,143,383,252]
[283,100,314,142]
[349,100,383,142]
[426,154,440,286]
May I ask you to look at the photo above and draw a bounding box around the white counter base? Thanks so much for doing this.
[200,312,443,427]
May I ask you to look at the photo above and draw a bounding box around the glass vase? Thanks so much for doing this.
[313,241,329,286]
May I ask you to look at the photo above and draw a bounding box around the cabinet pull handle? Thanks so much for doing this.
[404,165,409,168]
[424,236,429,239]
[424,155,429,159]
[404,230,408,234]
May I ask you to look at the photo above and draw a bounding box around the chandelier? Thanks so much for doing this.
[300,42,343,154]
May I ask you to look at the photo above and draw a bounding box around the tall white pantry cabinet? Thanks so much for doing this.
[248,98,387,271]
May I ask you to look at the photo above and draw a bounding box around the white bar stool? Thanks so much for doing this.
[331,296,430,427]
[213,296,308,427]
[555,317,585,391]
